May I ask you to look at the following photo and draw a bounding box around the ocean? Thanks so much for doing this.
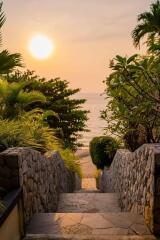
[75,92,106,147]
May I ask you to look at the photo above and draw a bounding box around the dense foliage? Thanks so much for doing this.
[101,54,160,150]
[101,0,160,151]
[0,113,58,152]
[0,78,46,119]
[89,136,119,169]
[7,71,89,150]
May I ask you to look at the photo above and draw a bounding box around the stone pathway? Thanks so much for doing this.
[25,151,155,240]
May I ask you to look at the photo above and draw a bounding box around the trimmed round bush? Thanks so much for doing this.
[89,136,119,169]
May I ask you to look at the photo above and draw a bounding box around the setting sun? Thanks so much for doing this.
[29,34,54,60]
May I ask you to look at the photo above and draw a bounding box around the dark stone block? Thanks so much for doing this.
[154,209,160,223]
[10,177,19,188]
[0,166,11,178]
[155,165,160,176]
[12,169,19,177]
[0,177,11,190]
[0,155,5,166]
[155,153,160,165]
[154,223,160,235]
[5,154,19,169]
[0,166,5,177]
[154,197,160,209]
[0,187,7,198]
[155,177,160,195]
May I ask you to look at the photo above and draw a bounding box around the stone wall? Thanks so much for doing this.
[0,147,81,224]
[99,144,160,234]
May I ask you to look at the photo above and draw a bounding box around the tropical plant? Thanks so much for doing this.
[0,50,23,74]
[101,53,160,150]
[132,0,160,48]
[7,70,89,150]
[0,78,46,119]
[0,2,23,74]
[0,1,5,46]
[59,148,82,177]
[0,113,58,153]
[89,136,119,169]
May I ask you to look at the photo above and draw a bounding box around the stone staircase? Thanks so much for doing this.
[24,154,155,240]
[25,179,155,240]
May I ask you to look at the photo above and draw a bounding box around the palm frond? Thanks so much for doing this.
[132,0,160,48]
[132,23,154,47]
[0,2,6,46]
[0,50,23,74]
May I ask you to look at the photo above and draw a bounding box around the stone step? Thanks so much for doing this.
[25,234,155,239]
[81,178,97,191]
[75,189,99,193]
[25,213,155,239]
[57,193,121,213]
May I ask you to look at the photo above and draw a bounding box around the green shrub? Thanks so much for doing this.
[0,113,58,153]
[94,169,101,189]
[59,148,82,178]
[89,136,119,169]
[123,125,147,152]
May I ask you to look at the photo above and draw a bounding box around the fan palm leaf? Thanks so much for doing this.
[0,2,6,46]
[132,0,160,47]
[0,50,23,74]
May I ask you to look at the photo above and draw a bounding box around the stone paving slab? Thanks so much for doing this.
[26,213,153,237]
[76,178,98,193]
[57,193,121,213]
[79,156,97,178]
[81,178,97,190]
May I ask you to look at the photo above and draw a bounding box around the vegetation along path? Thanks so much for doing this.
[25,149,155,240]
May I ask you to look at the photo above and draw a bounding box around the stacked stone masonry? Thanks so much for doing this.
[99,144,160,234]
[0,147,81,224]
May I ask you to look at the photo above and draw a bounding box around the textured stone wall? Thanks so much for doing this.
[0,147,81,224]
[99,144,160,234]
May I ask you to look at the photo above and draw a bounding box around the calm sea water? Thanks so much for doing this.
[75,92,106,147]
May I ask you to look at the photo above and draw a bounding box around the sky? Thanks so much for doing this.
[3,0,152,93]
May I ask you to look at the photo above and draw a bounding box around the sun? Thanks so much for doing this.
[29,34,54,60]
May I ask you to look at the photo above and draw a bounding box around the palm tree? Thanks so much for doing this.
[0,1,5,46]
[0,78,46,119]
[132,0,160,48]
[0,2,23,74]
[0,50,23,74]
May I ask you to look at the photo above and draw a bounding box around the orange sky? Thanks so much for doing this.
[3,0,151,92]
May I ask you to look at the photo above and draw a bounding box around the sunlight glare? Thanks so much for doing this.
[29,34,54,60]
